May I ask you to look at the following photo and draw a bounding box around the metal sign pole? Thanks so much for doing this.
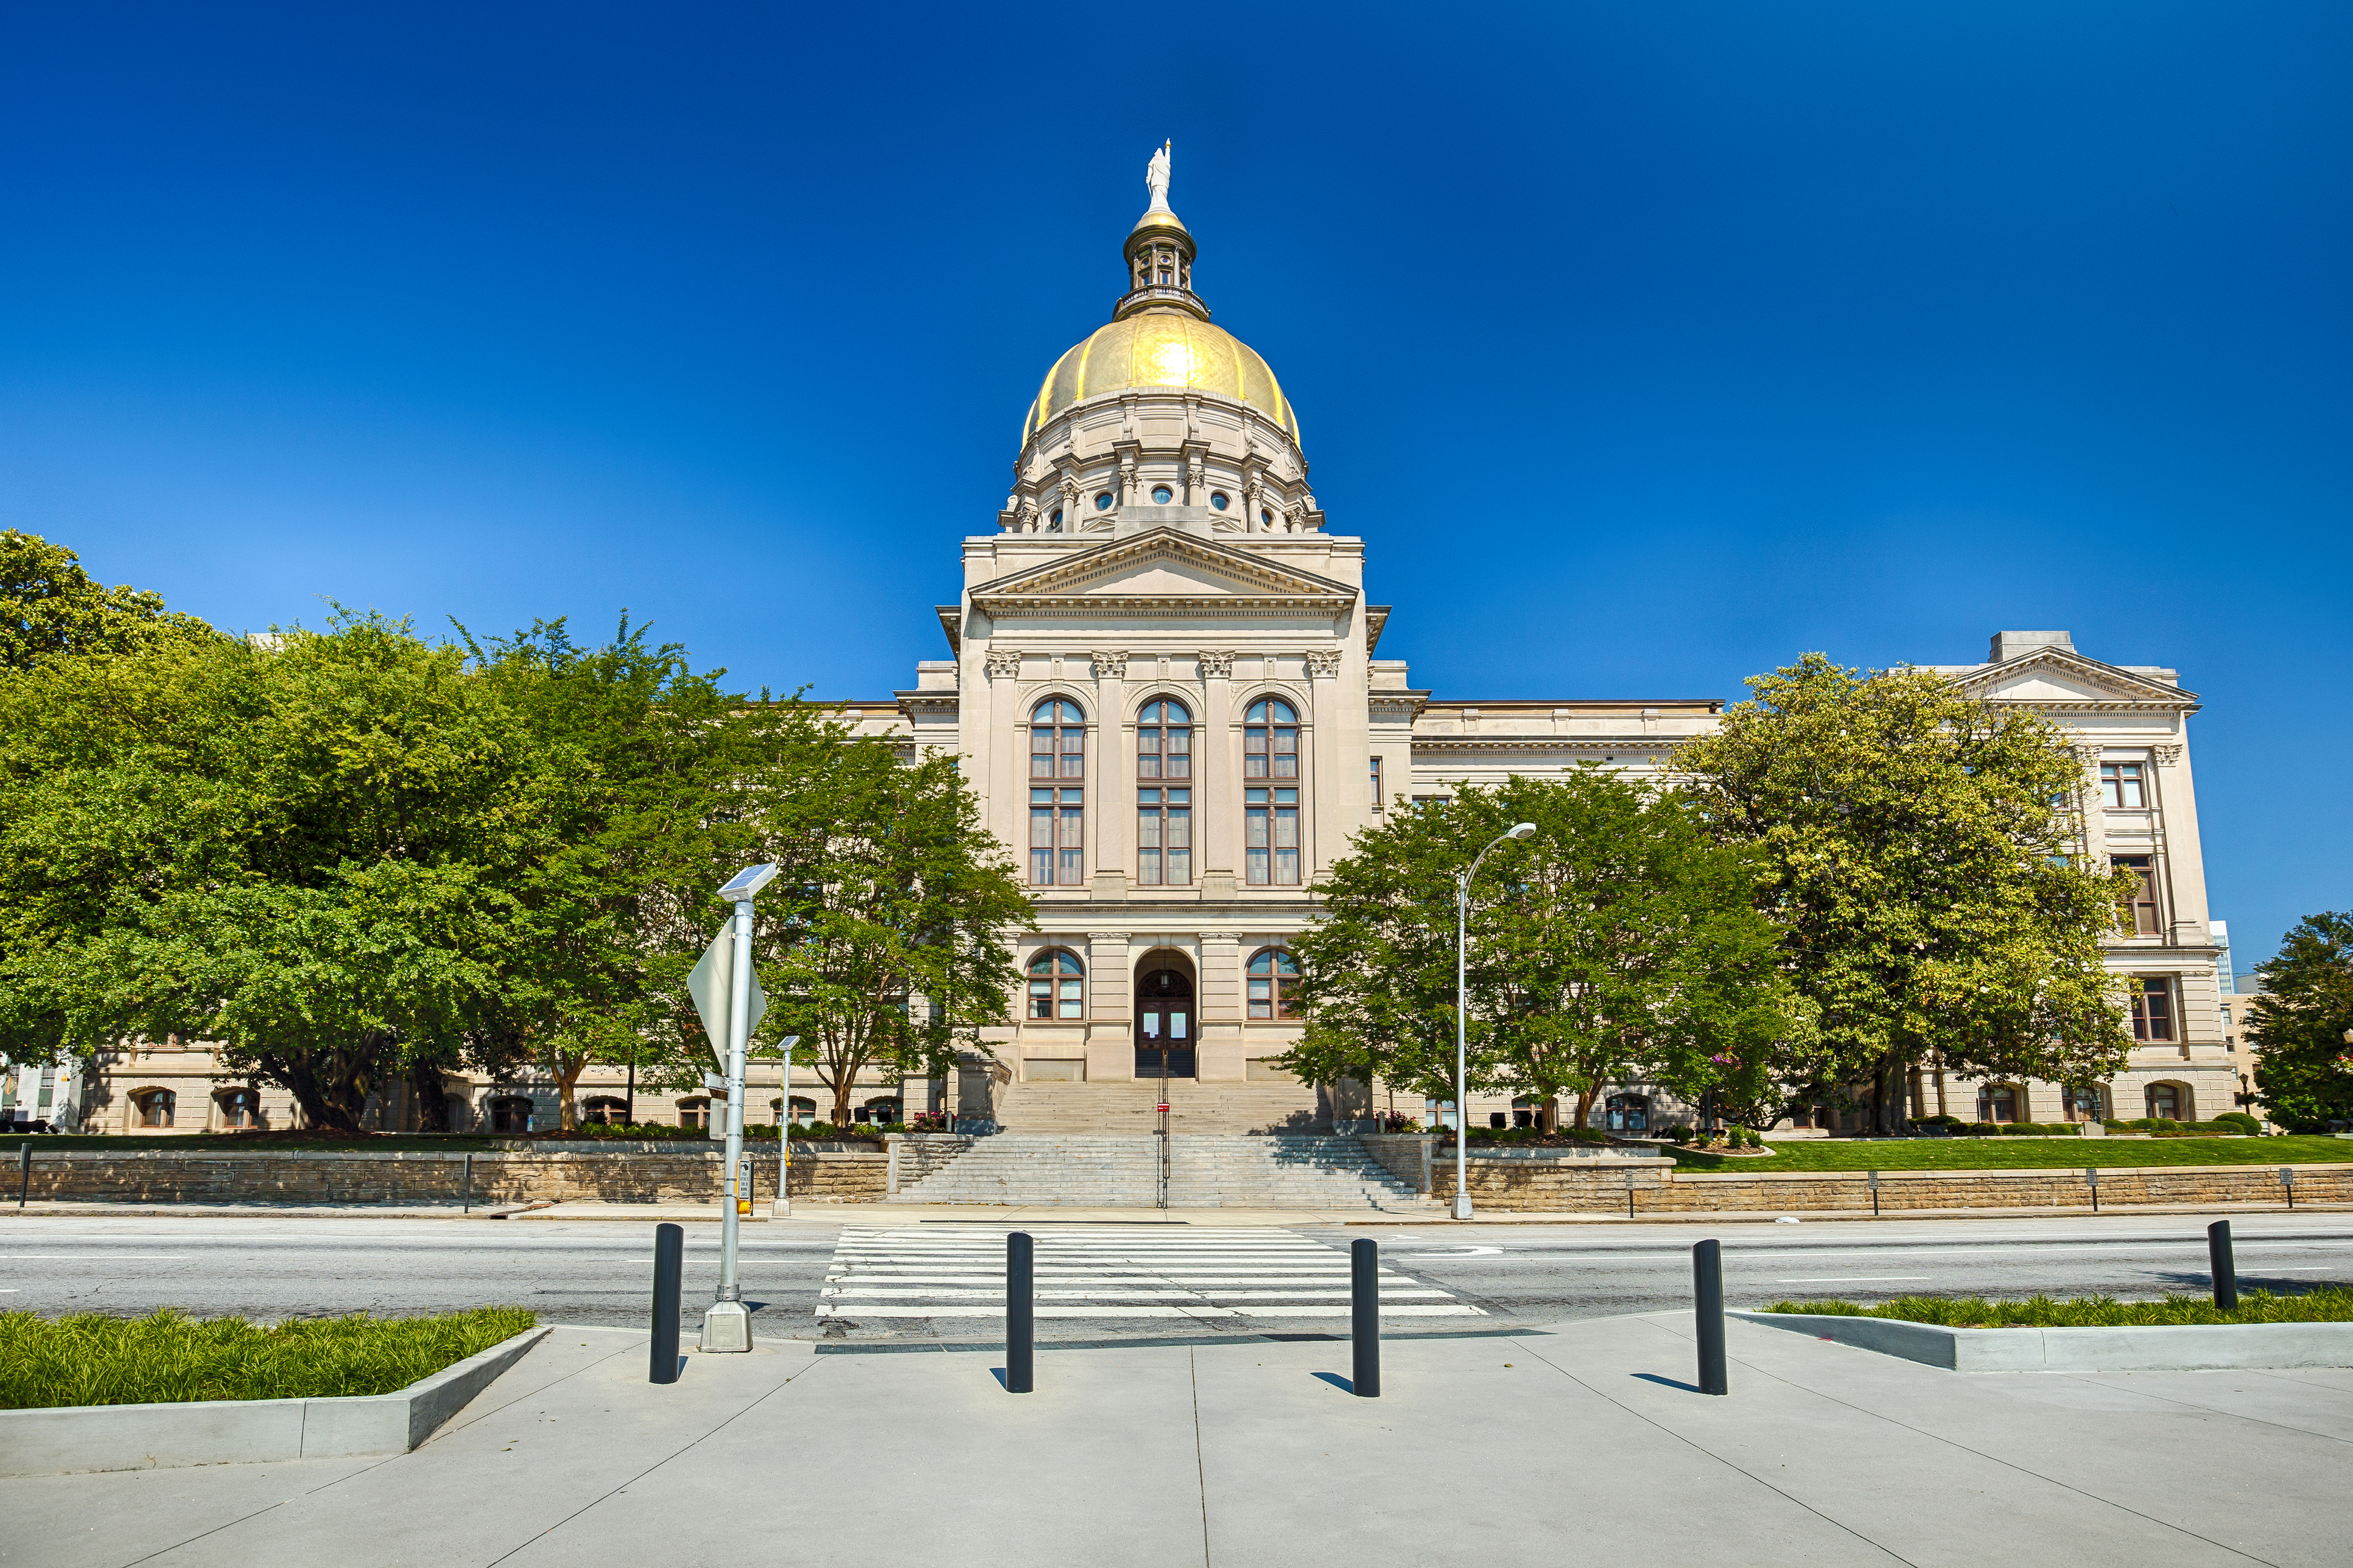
[696,863,779,1354]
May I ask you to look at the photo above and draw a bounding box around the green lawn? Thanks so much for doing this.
[1667,1135,2353,1172]
[0,1307,537,1409]
[1762,1287,2353,1327]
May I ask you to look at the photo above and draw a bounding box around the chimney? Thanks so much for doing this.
[1987,630,2074,663]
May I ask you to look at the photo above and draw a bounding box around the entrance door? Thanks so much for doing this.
[1134,968,1195,1079]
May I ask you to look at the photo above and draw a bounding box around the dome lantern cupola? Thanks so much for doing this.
[1117,141,1206,321]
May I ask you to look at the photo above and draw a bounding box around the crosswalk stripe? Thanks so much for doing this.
[816,1226,1484,1325]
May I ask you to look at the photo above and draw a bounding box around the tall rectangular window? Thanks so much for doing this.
[2100,761,2147,809]
[1137,788,1191,885]
[1245,787,1300,885]
[1369,755,1383,813]
[1029,788,1083,886]
[2113,855,2161,936]
[2128,976,2175,1042]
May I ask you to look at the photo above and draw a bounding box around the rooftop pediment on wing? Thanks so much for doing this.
[1947,648,2200,712]
[970,529,1358,615]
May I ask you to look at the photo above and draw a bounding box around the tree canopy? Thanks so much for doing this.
[2249,912,2353,1132]
[0,530,214,671]
[1672,653,2133,1132]
[1285,771,1809,1129]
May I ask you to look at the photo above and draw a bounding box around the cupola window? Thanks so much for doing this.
[1210,492,1229,511]
[1260,508,1274,527]
[1095,492,1114,511]
[1151,485,1173,505]
[1049,508,1063,529]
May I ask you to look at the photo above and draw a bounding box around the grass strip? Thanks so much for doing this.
[1667,1135,2352,1172]
[1761,1287,2353,1328]
[0,1307,536,1409]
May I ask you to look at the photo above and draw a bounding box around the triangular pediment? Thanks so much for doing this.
[1948,648,2200,712]
[970,529,1358,615]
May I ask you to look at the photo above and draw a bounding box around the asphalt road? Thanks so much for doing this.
[6,1211,2351,1342]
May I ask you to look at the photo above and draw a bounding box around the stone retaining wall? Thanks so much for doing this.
[1429,1160,2353,1213]
[12,1149,892,1206]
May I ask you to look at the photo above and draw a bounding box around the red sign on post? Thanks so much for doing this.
[1156,1104,1169,1113]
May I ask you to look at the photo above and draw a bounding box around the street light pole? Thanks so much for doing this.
[1454,822,1537,1221]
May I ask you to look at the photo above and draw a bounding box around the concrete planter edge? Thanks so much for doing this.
[1731,1310,2353,1372]
[0,1325,550,1477]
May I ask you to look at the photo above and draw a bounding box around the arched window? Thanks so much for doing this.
[1605,1093,1650,1133]
[2067,1085,2107,1122]
[133,1088,175,1128]
[1028,949,1085,1020]
[1247,948,1300,1020]
[1979,1085,2020,1123]
[489,1094,535,1133]
[215,1087,259,1130]
[1244,698,1298,779]
[858,1097,902,1125]
[677,1097,712,1131]
[1137,700,1193,886]
[774,1096,818,1127]
[1029,699,1085,886]
[2146,1082,2191,1122]
[581,1096,628,1127]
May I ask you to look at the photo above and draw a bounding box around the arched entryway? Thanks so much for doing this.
[1134,962,1196,1079]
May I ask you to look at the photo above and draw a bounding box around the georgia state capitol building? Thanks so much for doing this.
[24,150,2245,1139]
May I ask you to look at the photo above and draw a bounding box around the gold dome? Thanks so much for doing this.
[1023,308,1300,447]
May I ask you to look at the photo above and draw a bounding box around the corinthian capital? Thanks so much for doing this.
[1305,649,1341,677]
[984,649,1022,679]
[1091,651,1128,680]
[1198,650,1235,679]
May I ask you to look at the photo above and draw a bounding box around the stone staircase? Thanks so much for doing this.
[993,1080,1323,1135]
[888,1133,1432,1210]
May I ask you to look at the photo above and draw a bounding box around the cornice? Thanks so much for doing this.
[1411,737,1689,755]
[935,606,961,656]
[892,691,959,714]
[1946,648,2202,714]
[969,527,1359,620]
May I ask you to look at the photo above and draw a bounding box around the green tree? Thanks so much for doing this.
[1672,653,2134,1133]
[743,738,1033,1127]
[0,530,212,671]
[2249,912,2353,1131]
[0,614,551,1129]
[1288,772,1811,1129]
[463,617,819,1131]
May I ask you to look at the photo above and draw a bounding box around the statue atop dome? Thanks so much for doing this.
[1145,141,1172,213]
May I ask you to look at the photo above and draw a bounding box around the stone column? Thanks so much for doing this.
[1092,651,1128,897]
[2072,743,2108,867]
[1085,931,1134,1082]
[1305,648,1344,879]
[986,646,1024,879]
[1197,931,1243,1080]
[1198,651,1237,897]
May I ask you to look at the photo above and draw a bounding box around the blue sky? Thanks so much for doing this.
[1,3,2346,963]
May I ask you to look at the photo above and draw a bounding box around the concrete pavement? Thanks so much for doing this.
[5,1311,2348,1567]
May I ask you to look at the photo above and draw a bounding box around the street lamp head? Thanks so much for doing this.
[717,863,781,901]
[1505,822,1538,841]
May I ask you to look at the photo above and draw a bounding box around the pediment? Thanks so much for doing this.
[970,530,1358,615]
[1948,648,2199,712]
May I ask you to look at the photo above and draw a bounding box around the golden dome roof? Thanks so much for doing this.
[1022,307,1300,447]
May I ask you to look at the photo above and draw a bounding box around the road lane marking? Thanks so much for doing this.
[1774,1276,1933,1284]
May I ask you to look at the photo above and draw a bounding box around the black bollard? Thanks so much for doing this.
[1693,1238,1728,1396]
[2209,1219,2238,1312]
[17,1143,28,1210]
[1006,1231,1034,1393]
[1350,1237,1381,1397]
[649,1222,684,1384]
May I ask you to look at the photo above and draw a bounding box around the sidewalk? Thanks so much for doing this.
[7,1196,2345,1224]
[9,1311,2348,1567]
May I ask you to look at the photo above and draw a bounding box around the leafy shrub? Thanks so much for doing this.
[0,1307,537,1409]
[1659,1124,1695,1144]
[1568,1125,1608,1144]
[2211,1112,2262,1136]
[1763,1287,2353,1328]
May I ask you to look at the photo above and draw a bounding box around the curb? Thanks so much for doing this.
[1731,1310,2353,1371]
[0,1325,551,1476]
